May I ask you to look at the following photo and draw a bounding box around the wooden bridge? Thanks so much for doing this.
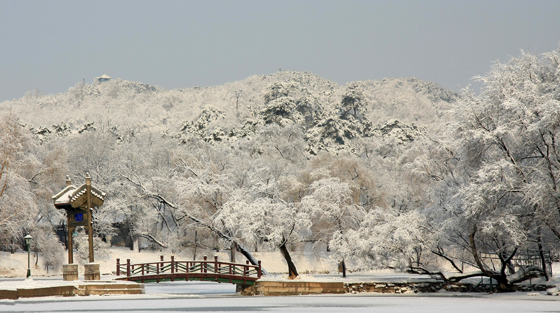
[115,255,262,285]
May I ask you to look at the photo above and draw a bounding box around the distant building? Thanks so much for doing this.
[95,74,111,83]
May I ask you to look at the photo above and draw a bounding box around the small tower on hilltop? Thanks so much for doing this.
[95,73,111,84]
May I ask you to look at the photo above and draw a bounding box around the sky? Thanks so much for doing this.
[1,0,559,102]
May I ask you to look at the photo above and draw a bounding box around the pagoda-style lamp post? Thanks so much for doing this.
[24,234,32,278]
[52,173,105,281]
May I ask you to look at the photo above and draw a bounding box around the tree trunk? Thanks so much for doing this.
[193,230,198,260]
[469,228,513,291]
[341,259,347,278]
[495,275,511,292]
[537,226,549,280]
[279,242,298,279]
[214,234,219,252]
[133,236,139,252]
[230,241,236,263]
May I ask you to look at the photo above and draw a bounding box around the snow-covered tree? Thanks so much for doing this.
[330,207,429,270]
[340,83,368,121]
[409,47,560,290]
[300,177,365,276]
[215,189,311,279]
[0,113,38,250]
[30,224,65,273]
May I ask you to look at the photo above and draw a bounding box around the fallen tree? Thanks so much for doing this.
[409,265,544,289]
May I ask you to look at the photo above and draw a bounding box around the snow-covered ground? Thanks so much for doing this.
[0,246,336,278]
[2,261,560,312]
[4,247,560,313]
[3,279,560,312]
[3,288,560,313]
[3,247,560,287]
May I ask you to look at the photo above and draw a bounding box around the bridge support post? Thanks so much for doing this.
[126,259,131,277]
[236,283,255,294]
[258,261,262,278]
[116,258,120,276]
[171,256,175,282]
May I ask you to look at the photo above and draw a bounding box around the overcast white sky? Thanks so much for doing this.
[1,0,559,101]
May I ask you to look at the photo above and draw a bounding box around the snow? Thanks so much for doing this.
[3,249,560,311]
[0,277,138,291]
[0,246,336,278]
[3,290,560,312]
[144,281,236,295]
[51,185,76,204]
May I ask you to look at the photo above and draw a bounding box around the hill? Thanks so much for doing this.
[0,71,459,275]
[0,71,457,145]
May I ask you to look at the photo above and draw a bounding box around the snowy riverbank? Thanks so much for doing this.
[0,246,336,278]
[3,247,560,296]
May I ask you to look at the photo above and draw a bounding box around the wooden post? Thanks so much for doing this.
[127,259,131,277]
[258,260,262,278]
[67,225,74,264]
[171,256,175,282]
[160,255,164,262]
[65,176,74,265]
[214,255,218,274]
[85,173,94,263]
[203,255,207,273]
[157,262,160,283]
[116,258,120,276]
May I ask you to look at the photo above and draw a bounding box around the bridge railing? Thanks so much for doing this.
[116,255,262,281]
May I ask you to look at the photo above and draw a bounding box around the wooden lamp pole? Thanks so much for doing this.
[86,173,94,263]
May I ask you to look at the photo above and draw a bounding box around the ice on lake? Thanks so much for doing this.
[2,280,560,312]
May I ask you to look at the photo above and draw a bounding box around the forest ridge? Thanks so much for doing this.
[1,71,457,143]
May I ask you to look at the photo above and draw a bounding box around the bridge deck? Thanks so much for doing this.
[115,255,261,285]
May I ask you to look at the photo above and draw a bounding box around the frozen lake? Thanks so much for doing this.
[2,281,560,312]
[144,280,238,295]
